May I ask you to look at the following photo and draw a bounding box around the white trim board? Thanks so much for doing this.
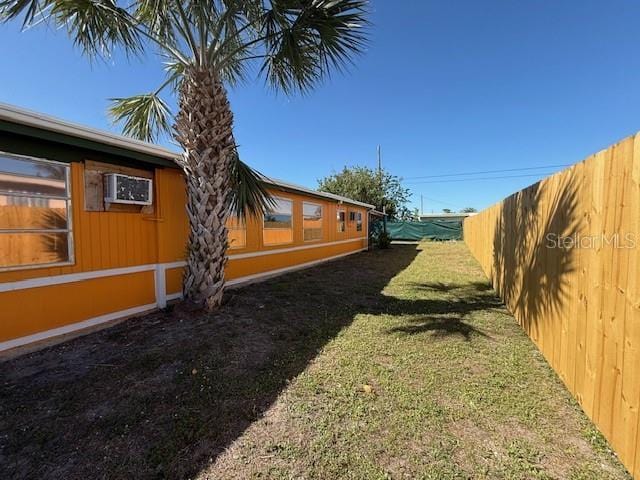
[228,248,367,286]
[0,303,157,352]
[0,237,367,294]
[0,102,179,160]
[0,247,367,353]
[228,236,367,260]
[0,263,168,294]
[169,247,367,296]
[166,292,182,302]
[153,261,188,309]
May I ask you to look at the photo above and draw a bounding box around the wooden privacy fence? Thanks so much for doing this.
[464,132,640,477]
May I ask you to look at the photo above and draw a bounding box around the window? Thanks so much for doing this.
[226,216,246,249]
[337,209,346,233]
[263,197,293,245]
[0,152,73,270]
[303,202,323,241]
[355,211,363,232]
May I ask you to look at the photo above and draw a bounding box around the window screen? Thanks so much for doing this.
[337,209,346,233]
[263,197,293,245]
[355,211,363,231]
[303,202,323,241]
[0,153,73,269]
[227,216,246,249]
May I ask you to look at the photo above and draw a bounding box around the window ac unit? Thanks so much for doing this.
[104,173,153,205]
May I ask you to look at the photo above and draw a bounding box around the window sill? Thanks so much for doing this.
[0,260,76,273]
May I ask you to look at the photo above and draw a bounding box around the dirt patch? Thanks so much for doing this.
[448,419,505,473]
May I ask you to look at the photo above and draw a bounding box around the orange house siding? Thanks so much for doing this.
[0,271,155,341]
[164,187,369,294]
[0,161,369,348]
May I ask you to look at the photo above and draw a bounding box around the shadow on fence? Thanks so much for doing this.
[465,132,640,477]
[492,173,580,341]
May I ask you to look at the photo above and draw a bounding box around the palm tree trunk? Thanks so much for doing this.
[174,68,234,310]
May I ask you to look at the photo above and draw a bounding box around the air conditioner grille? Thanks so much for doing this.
[104,173,153,206]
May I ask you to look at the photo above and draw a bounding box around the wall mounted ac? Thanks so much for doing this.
[104,173,153,206]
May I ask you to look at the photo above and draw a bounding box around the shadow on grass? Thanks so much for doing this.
[381,279,500,341]
[388,316,489,341]
[0,245,423,480]
[408,280,493,293]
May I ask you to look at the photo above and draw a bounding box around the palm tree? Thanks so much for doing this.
[0,0,369,310]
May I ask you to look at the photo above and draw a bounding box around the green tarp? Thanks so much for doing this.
[385,220,463,241]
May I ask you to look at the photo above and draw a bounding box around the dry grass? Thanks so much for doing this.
[0,242,631,479]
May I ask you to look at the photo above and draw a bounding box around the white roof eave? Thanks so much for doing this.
[0,102,180,161]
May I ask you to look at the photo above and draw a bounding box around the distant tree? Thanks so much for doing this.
[442,208,452,214]
[397,206,416,221]
[318,166,410,220]
[461,207,477,213]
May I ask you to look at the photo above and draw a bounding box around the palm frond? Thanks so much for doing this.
[0,0,47,26]
[108,93,171,142]
[213,29,253,85]
[134,0,175,44]
[54,0,142,56]
[259,10,318,94]
[228,151,275,220]
[163,57,185,89]
[0,0,143,57]
[259,0,369,93]
[303,0,369,73]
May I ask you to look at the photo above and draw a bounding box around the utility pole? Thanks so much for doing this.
[377,145,387,233]
[377,144,383,192]
[420,194,423,215]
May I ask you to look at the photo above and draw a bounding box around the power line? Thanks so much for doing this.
[418,195,464,209]
[404,163,571,180]
[407,172,556,185]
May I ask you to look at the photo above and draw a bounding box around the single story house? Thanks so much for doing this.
[417,212,475,222]
[0,103,373,352]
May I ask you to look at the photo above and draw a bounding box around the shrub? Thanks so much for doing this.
[377,230,392,249]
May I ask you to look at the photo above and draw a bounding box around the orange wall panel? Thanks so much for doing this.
[165,266,184,296]
[0,271,154,342]
[226,238,367,281]
[263,228,294,246]
[0,161,369,346]
[154,168,189,263]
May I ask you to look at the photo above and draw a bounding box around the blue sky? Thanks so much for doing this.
[2,1,640,212]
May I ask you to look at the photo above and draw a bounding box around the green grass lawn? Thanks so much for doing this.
[0,242,630,479]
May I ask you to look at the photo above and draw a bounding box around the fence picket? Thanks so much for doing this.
[464,133,640,478]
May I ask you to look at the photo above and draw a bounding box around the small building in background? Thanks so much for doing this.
[417,212,476,223]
